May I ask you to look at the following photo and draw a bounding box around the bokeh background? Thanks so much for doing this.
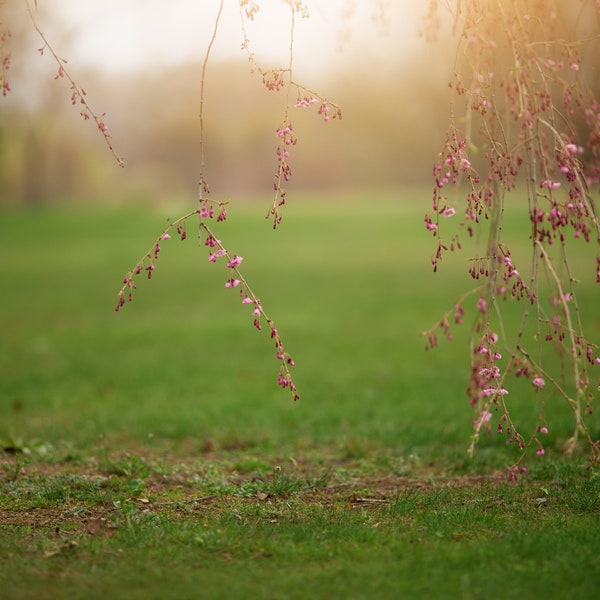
[0,0,460,206]
[0,0,600,205]
[3,2,600,207]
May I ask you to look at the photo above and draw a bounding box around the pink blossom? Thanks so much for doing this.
[204,235,219,248]
[473,410,493,430]
[536,447,545,456]
[225,278,241,288]
[480,410,493,423]
[569,62,579,72]
[226,255,243,269]
[443,207,456,217]
[508,464,527,481]
[294,97,318,108]
[540,179,561,190]
[532,377,545,388]
[278,373,291,388]
[200,204,215,219]
[565,143,583,155]
[476,297,487,313]
[539,426,549,434]
[482,387,509,397]
[480,366,501,378]
[208,249,227,262]
[161,233,171,240]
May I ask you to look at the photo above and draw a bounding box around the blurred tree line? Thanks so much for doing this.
[0,1,456,206]
[1,1,597,207]
[0,59,453,206]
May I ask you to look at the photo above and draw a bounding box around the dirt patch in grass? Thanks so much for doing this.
[0,452,511,534]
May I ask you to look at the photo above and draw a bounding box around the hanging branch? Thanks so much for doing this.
[24,0,124,167]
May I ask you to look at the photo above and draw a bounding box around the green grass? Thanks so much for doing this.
[0,190,599,599]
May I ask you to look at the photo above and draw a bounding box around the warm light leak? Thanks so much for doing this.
[48,0,425,76]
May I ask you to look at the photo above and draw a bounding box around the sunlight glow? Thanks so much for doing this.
[50,0,424,75]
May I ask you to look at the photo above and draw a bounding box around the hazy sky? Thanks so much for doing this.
[49,0,425,76]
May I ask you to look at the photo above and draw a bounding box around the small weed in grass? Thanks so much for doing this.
[233,466,308,498]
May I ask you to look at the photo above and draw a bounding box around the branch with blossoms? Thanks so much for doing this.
[23,0,124,167]
[115,0,322,401]
[115,199,299,400]
[239,0,342,228]
[423,0,600,472]
[0,19,10,96]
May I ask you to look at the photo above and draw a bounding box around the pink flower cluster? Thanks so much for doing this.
[294,96,342,123]
[267,89,341,228]
[1,27,10,96]
[207,238,244,290]
[470,331,508,408]
[206,223,299,400]
[426,131,482,271]
[295,97,318,109]
[267,123,297,228]
[495,251,530,302]
[508,464,527,482]
[276,124,296,169]
[260,68,286,92]
[432,134,472,191]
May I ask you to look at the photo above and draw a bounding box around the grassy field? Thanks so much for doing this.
[1,191,599,599]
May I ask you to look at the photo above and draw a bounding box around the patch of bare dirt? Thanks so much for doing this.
[0,453,511,532]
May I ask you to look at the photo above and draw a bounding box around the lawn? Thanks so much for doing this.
[0,190,599,599]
